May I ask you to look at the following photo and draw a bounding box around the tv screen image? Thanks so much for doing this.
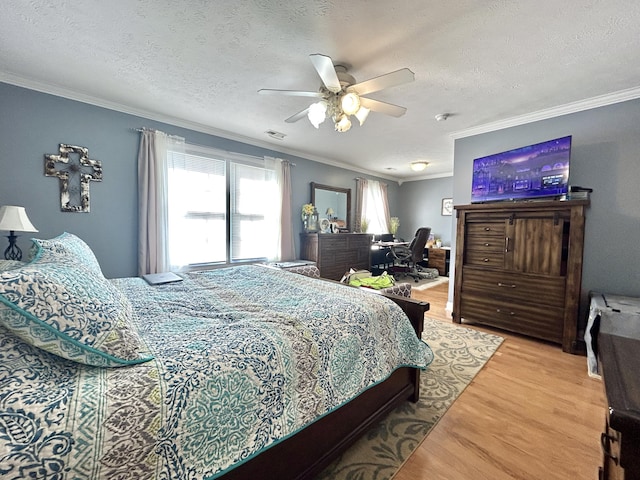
[471,136,572,203]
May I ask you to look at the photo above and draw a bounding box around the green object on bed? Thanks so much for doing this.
[348,271,396,289]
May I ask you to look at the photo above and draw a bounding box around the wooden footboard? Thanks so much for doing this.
[221,295,429,480]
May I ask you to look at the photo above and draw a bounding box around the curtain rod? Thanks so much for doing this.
[132,127,295,165]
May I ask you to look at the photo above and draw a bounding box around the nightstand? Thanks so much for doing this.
[427,247,450,276]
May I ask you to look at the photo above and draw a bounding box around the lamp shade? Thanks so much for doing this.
[355,106,370,126]
[0,206,38,233]
[340,92,361,115]
[307,101,327,128]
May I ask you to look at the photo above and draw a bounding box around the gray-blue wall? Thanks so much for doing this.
[0,82,399,278]
[451,99,640,319]
[4,79,638,315]
[396,176,454,245]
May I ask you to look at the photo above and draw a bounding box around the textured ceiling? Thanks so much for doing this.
[2,0,640,182]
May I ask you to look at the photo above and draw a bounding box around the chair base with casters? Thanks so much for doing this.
[387,227,431,282]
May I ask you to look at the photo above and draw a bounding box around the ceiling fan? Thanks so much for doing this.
[258,54,414,132]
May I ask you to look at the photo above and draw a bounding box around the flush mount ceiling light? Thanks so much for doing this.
[259,54,414,133]
[410,161,429,172]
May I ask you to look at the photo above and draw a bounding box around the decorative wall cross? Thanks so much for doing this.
[45,144,103,212]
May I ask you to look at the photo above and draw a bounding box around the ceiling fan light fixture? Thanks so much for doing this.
[340,92,361,115]
[410,161,429,172]
[307,101,327,128]
[335,115,352,132]
[355,106,370,126]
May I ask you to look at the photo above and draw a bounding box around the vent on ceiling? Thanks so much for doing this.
[266,130,286,140]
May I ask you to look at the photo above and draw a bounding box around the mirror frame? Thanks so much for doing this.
[310,182,352,232]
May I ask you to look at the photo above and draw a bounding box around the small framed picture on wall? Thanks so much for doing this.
[441,198,453,216]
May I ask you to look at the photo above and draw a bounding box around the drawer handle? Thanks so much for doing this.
[497,282,517,288]
[496,308,515,316]
[483,258,490,262]
[600,432,619,465]
[484,243,491,247]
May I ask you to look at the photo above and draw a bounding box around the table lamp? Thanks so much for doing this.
[0,205,38,261]
[326,207,334,220]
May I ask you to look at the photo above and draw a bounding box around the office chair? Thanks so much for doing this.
[387,227,431,282]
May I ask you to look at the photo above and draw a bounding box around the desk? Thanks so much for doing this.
[371,242,409,273]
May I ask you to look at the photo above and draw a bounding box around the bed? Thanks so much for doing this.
[0,233,433,480]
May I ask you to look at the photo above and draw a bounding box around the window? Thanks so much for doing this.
[230,162,277,261]
[362,180,390,234]
[167,146,278,269]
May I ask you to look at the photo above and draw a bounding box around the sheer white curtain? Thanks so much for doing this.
[360,179,391,234]
[137,129,185,275]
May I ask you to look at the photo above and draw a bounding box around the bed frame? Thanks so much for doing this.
[221,293,430,480]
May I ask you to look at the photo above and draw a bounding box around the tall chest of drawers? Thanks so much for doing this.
[300,233,372,281]
[452,200,588,353]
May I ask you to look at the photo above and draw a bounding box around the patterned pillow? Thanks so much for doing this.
[31,232,103,276]
[0,253,152,367]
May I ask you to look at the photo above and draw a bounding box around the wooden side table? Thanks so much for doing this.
[427,247,450,276]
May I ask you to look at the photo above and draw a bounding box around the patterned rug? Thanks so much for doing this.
[316,317,504,480]
[412,275,450,291]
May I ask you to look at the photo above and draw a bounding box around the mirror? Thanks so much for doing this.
[311,182,351,232]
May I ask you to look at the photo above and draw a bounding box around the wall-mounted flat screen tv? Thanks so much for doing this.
[471,135,572,203]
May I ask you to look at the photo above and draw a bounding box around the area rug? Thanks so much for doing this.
[412,275,450,290]
[316,317,504,480]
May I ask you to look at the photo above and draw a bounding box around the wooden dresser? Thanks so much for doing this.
[598,296,640,480]
[452,200,588,353]
[300,233,372,281]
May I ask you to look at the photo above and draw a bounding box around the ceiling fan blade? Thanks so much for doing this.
[258,89,324,98]
[309,54,341,93]
[285,107,310,123]
[359,97,407,117]
[347,68,415,96]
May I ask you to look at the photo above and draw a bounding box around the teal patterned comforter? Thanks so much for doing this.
[0,265,433,479]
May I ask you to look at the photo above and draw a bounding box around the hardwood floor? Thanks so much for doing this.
[394,280,605,480]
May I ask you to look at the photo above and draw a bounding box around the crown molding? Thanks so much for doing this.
[450,86,640,140]
[5,73,637,184]
[0,72,403,182]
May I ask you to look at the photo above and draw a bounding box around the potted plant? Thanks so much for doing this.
[389,217,400,238]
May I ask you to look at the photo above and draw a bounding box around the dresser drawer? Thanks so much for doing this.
[346,234,373,249]
[428,248,445,271]
[465,250,505,268]
[318,235,344,250]
[462,267,566,307]
[466,222,506,238]
[461,294,564,343]
[466,235,505,252]
[601,418,623,480]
